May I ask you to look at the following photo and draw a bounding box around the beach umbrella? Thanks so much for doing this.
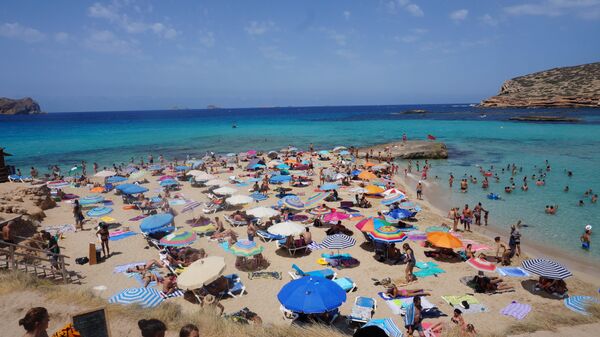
[205,179,228,187]
[318,150,330,156]
[427,232,463,249]
[175,165,189,172]
[270,175,292,183]
[79,194,104,206]
[364,162,376,167]
[106,175,127,183]
[282,196,305,210]
[332,146,347,152]
[383,188,405,196]
[381,193,406,206]
[323,211,350,223]
[521,259,572,280]
[369,226,408,243]
[309,205,331,216]
[160,179,179,187]
[250,192,268,201]
[358,171,377,180]
[276,163,291,170]
[213,186,237,196]
[121,185,149,195]
[247,206,279,218]
[268,221,304,236]
[226,194,254,205]
[385,208,415,222]
[140,213,174,233]
[564,296,600,315]
[320,183,339,191]
[466,258,497,272]
[86,207,112,217]
[187,170,204,177]
[278,276,346,314]
[230,240,264,257]
[355,217,391,233]
[158,175,175,181]
[108,287,164,308]
[182,200,202,213]
[90,186,104,193]
[94,170,116,178]
[338,150,350,156]
[365,185,384,194]
[320,234,356,250]
[129,170,147,180]
[363,318,402,337]
[350,187,367,194]
[177,256,226,290]
[191,171,214,181]
[159,230,197,247]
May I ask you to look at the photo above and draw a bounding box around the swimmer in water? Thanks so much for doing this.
[522,182,528,191]
[580,229,591,250]
[579,200,584,207]
[592,194,598,203]
[564,186,569,192]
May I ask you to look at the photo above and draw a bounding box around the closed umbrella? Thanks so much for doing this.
[521,259,572,280]
[109,287,164,308]
[177,256,226,290]
[226,194,254,205]
[230,240,264,257]
[213,186,237,196]
[247,206,279,218]
[94,170,116,178]
[426,232,463,249]
[278,276,346,314]
[268,221,304,236]
[159,231,197,247]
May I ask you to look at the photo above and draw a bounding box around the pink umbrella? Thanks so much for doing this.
[467,258,497,272]
[247,150,257,156]
[158,175,175,181]
[324,211,350,223]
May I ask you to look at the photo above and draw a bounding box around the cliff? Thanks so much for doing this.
[359,140,448,160]
[0,97,43,115]
[480,62,600,108]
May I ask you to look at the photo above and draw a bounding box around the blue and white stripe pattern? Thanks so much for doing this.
[564,296,600,315]
[364,318,402,337]
[182,200,201,213]
[320,234,356,250]
[109,287,164,308]
[521,258,572,280]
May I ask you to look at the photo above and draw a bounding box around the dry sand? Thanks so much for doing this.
[1,149,599,337]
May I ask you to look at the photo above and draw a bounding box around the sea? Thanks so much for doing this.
[2,104,600,261]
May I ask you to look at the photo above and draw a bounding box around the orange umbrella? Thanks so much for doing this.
[358,171,377,180]
[364,162,376,167]
[90,187,104,193]
[285,159,298,164]
[365,185,384,194]
[426,232,463,249]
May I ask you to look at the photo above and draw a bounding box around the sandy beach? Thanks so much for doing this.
[1,143,599,337]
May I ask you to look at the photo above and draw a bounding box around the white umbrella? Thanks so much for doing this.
[129,170,147,180]
[350,187,367,193]
[94,170,116,178]
[177,256,226,290]
[247,206,279,218]
[187,170,204,177]
[205,179,228,186]
[268,221,304,236]
[226,194,254,205]
[333,146,347,152]
[213,186,237,196]
[334,173,347,180]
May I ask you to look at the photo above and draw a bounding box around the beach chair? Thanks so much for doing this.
[224,215,248,227]
[347,296,377,325]
[257,230,284,242]
[218,274,246,299]
[315,308,340,325]
[280,305,299,320]
[333,277,357,292]
[203,200,225,214]
[276,239,307,256]
[288,264,336,280]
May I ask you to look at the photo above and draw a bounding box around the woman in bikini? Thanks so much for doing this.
[386,285,430,298]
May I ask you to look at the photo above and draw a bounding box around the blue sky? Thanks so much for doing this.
[1,0,599,112]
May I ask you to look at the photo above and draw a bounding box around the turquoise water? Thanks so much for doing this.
[1,105,599,260]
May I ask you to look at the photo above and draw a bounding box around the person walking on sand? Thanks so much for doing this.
[462,204,473,232]
[416,181,423,200]
[403,243,417,283]
[509,221,522,257]
[73,199,84,231]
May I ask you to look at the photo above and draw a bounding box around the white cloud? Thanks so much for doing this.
[245,21,276,36]
[54,32,69,43]
[480,14,499,26]
[199,31,215,48]
[406,4,424,17]
[505,0,600,18]
[83,30,139,54]
[259,45,295,62]
[450,9,469,22]
[343,10,351,20]
[387,0,424,17]
[88,2,179,39]
[0,22,45,43]
[335,49,358,60]
[394,28,427,43]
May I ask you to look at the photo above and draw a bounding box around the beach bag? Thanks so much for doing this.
[75,257,89,265]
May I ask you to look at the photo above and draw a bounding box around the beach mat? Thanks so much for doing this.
[129,214,148,221]
[378,292,436,315]
[414,261,445,278]
[109,231,137,241]
[497,267,530,277]
[113,261,145,274]
[441,295,487,314]
[501,301,531,320]
[248,271,282,280]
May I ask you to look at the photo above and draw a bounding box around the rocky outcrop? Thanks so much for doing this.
[480,62,600,108]
[509,116,580,122]
[0,184,56,221]
[0,97,43,115]
[359,140,448,160]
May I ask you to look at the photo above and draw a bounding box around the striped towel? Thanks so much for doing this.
[497,267,530,277]
[501,301,531,320]
[404,303,415,325]
[113,261,145,274]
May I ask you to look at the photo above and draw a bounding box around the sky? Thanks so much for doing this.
[1,0,599,112]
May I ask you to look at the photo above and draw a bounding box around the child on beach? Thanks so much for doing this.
[581,228,591,249]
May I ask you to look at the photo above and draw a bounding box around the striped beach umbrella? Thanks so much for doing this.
[355,217,390,233]
[109,287,164,308]
[522,259,572,280]
[320,234,356,250]
[47,180,70,189]
[159,230,197,247]
[381,193,406,206]
[369,226,407,243]
[86,207,113,217]
[564,296,600,315]
[282,196,305,210]
[466,258,497,272]
[182,200,202,213]
[309,205,331,216]
[324,211,350,223]
[230,240,264,257]
[305,192,331,207]
[363,318,402,337]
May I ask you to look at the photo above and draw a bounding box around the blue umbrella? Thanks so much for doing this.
[270,175,292,183]
[277,276,346,314]
[175,165,189,172]
[79,194,104,206]
[122,185,149,195]
[318,150,330,155]
[364,318,402,337]
[116,183,137,191]
[250,192,268,201]
[351,169,361,176]
[320,183,339,191]
[109,287,164,308]
[160,179,179,187]
[140,213,174,233]
[338,150,350,156]
[106,176,127,183]
[86,207,113,217]
[386,208,415,220]
[276,164,290,170]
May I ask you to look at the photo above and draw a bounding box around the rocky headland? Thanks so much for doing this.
[509,115,581,122]
[480,62,600,108]
[359,140,448,160]
[0,97,43,115]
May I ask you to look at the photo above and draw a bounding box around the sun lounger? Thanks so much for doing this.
[288,264,336,280]
[276,239,307,256]
[203,201,226,214]
[333,277,357,292]
[347,296,376,325]
[218,274,246,299]
[224,215,248,227]
[257,230,284,242]
[280,304,299,320]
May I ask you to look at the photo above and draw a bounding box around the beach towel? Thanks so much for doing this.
[43,224,76,236]
[168,199,187,206]
[501,301,531,320]
[423,322,441,337]
[133,271,161,287]
[109,231,137,241]
[128,214,148,221]
[416,261,439,269]
[497,267,530,277]
[122,205,137,210]
[100,216,116,223]
[113,261,145,274]
[414,264,446,278]
[160,289,184,299]
[248,271,282,280]
[103,200,114,206]
[378,292,435,315]
[441,295,479,306]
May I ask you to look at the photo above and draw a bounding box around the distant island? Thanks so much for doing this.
[509,115,581,122]
[480,62,600,108]
[0,97,42,115]
[207,105,220,109]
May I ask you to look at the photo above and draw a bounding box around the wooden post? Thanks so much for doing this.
[9,245,16,271]
[88,243,97,265]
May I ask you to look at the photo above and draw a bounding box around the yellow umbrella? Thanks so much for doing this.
[358,171,377,180]
[365,185,384,194]
[426,232,463,249]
